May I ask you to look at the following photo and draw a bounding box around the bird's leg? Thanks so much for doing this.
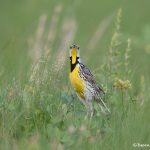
[84,101,93,119]
[88,102,94,118]
[78,96,93,119]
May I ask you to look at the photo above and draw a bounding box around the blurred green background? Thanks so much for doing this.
[0,0,150,81]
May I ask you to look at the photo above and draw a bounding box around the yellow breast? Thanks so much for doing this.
[69,65,85,99]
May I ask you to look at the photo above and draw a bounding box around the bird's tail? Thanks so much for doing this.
[97,97,111,114]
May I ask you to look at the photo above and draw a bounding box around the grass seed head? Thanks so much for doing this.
[68,125,76,134]
[79,125,86,132]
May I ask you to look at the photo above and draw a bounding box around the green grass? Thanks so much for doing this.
[0,0,150,149]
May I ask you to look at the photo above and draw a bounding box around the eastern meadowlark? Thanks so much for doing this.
[69,44,110,117]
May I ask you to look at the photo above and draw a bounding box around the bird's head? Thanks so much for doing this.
[69,44,80,64]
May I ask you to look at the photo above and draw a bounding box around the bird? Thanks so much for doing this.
[69,44,110,118]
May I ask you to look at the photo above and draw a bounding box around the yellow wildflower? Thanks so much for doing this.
[113,78,131,90]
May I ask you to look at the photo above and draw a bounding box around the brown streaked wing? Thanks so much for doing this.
[79,62,105,95]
